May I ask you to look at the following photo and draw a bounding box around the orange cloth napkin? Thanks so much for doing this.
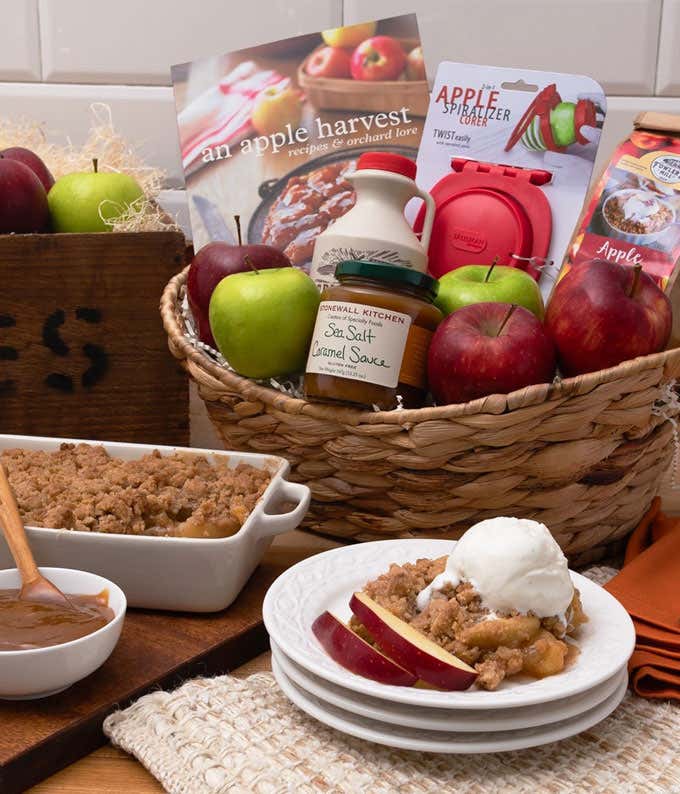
[604,497,680,700]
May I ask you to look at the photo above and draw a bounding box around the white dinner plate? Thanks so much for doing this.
[271,640,628,732]
[263,539,635,710]
[271,654,629,754]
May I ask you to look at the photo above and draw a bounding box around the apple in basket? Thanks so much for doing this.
[349,593,478,690]
[312,612,418,686]
[545,260,672,377]
[187,218,292,347]
[322,22,376,49]
[428,302,556,405]
[209,265,320,379]
[0,146,54,192]
[350,36,406,82]
[306,46,352,79]
[435,260,545,319]
[405,46,427,81]
[0,155,50,233]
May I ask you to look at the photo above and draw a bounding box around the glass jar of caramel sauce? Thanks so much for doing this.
[304,260,442,410]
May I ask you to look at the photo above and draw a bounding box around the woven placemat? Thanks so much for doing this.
[103,567,680,794]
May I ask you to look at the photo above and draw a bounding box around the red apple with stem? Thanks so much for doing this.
[428,302,556,405]
[187,215,292,347]
[350,36,406,81]
[306,46,352,79]
[545,259,672,376]
[0,147,54,192]
[0,158,50,233]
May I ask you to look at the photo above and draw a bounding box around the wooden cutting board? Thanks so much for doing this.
[0,562,283,794]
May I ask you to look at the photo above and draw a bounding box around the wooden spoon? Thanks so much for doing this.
[0,463,75,609]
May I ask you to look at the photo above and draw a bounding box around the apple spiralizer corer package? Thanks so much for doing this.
[414,62,607,299]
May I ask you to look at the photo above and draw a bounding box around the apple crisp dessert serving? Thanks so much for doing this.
[2,443,271,539]
[313,517,587,691]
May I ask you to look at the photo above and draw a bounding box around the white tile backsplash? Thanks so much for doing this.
[0,0,41,81]
[39,0,341,85]
[657,0,680,95]
[345,0,663,95]
[0,82,184,186]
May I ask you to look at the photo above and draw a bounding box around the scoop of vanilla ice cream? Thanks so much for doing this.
[416,517,574,618]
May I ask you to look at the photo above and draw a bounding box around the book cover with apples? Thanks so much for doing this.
[171,14,429,263]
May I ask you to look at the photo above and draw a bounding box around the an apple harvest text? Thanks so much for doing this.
[201,107,417,164]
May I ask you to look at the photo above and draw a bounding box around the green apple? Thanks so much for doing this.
[209,267,320,379]
[47,159,144,233]
[436,263,545,319]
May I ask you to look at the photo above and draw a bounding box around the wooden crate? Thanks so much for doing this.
[0,231,189,445]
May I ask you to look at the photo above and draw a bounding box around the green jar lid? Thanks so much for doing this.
[335,260,439,300]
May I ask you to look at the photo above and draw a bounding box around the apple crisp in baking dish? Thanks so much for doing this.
[1,443,271,538]
[349,556,587,690]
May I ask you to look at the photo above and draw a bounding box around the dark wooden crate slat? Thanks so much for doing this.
[0,232,189,445]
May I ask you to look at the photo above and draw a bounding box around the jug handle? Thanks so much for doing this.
[414,187,435,251]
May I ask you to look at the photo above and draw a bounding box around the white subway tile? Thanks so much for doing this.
[0,82,184,186]
[0,0,40,81]
[657,0,680,95]
[39,0,341,85]
[344,0,661,95]
[593,96,680,180]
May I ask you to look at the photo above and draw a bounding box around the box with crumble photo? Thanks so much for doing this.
[563,111,680,293]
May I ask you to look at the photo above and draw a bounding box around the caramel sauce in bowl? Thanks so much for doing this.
[0,567,126,700]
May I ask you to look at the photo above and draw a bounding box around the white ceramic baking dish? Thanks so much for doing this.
[0,435,310,612]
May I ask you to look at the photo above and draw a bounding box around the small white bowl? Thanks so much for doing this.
[0,567,126,700]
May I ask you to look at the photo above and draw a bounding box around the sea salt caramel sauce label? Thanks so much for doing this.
[305,301,412,388]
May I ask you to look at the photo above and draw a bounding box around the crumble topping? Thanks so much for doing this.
[349,556,587,690]
[2,443,271,538]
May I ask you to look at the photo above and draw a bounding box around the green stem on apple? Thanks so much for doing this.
[484,256,500,283]
[92,158,98,174]
[234,215,242,247]
[628,263,642,298]
[496,304,517,336]
[244,255,259,275]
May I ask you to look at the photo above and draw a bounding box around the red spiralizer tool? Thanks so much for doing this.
[414,158,552,280]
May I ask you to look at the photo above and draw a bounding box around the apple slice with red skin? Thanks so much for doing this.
[312,611,417,687]
[350,592,478,691]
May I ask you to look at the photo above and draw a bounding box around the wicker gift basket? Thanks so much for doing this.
[162,268,680,565]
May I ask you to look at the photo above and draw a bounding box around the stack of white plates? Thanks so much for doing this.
[263,539,635,753]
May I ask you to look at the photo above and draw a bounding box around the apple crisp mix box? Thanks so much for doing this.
[415,62,606,299]
[170,13,430,264]
[563,112,680,294]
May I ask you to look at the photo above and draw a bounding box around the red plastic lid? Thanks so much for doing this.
[414,159,552,280]
[357,152,417,180]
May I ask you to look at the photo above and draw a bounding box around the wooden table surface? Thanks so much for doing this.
[27,529,339,794]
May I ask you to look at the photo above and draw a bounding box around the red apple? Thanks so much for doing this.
[306,46,352,79]
[405,46,426,81]
[0,147,54,192]
[187,240,292,347]
[312,611,418,686]
[350,36,406,81]
[545,260,672,376]
[428,302,556,405]
[0,158,50,234]
[350,593,478,690]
